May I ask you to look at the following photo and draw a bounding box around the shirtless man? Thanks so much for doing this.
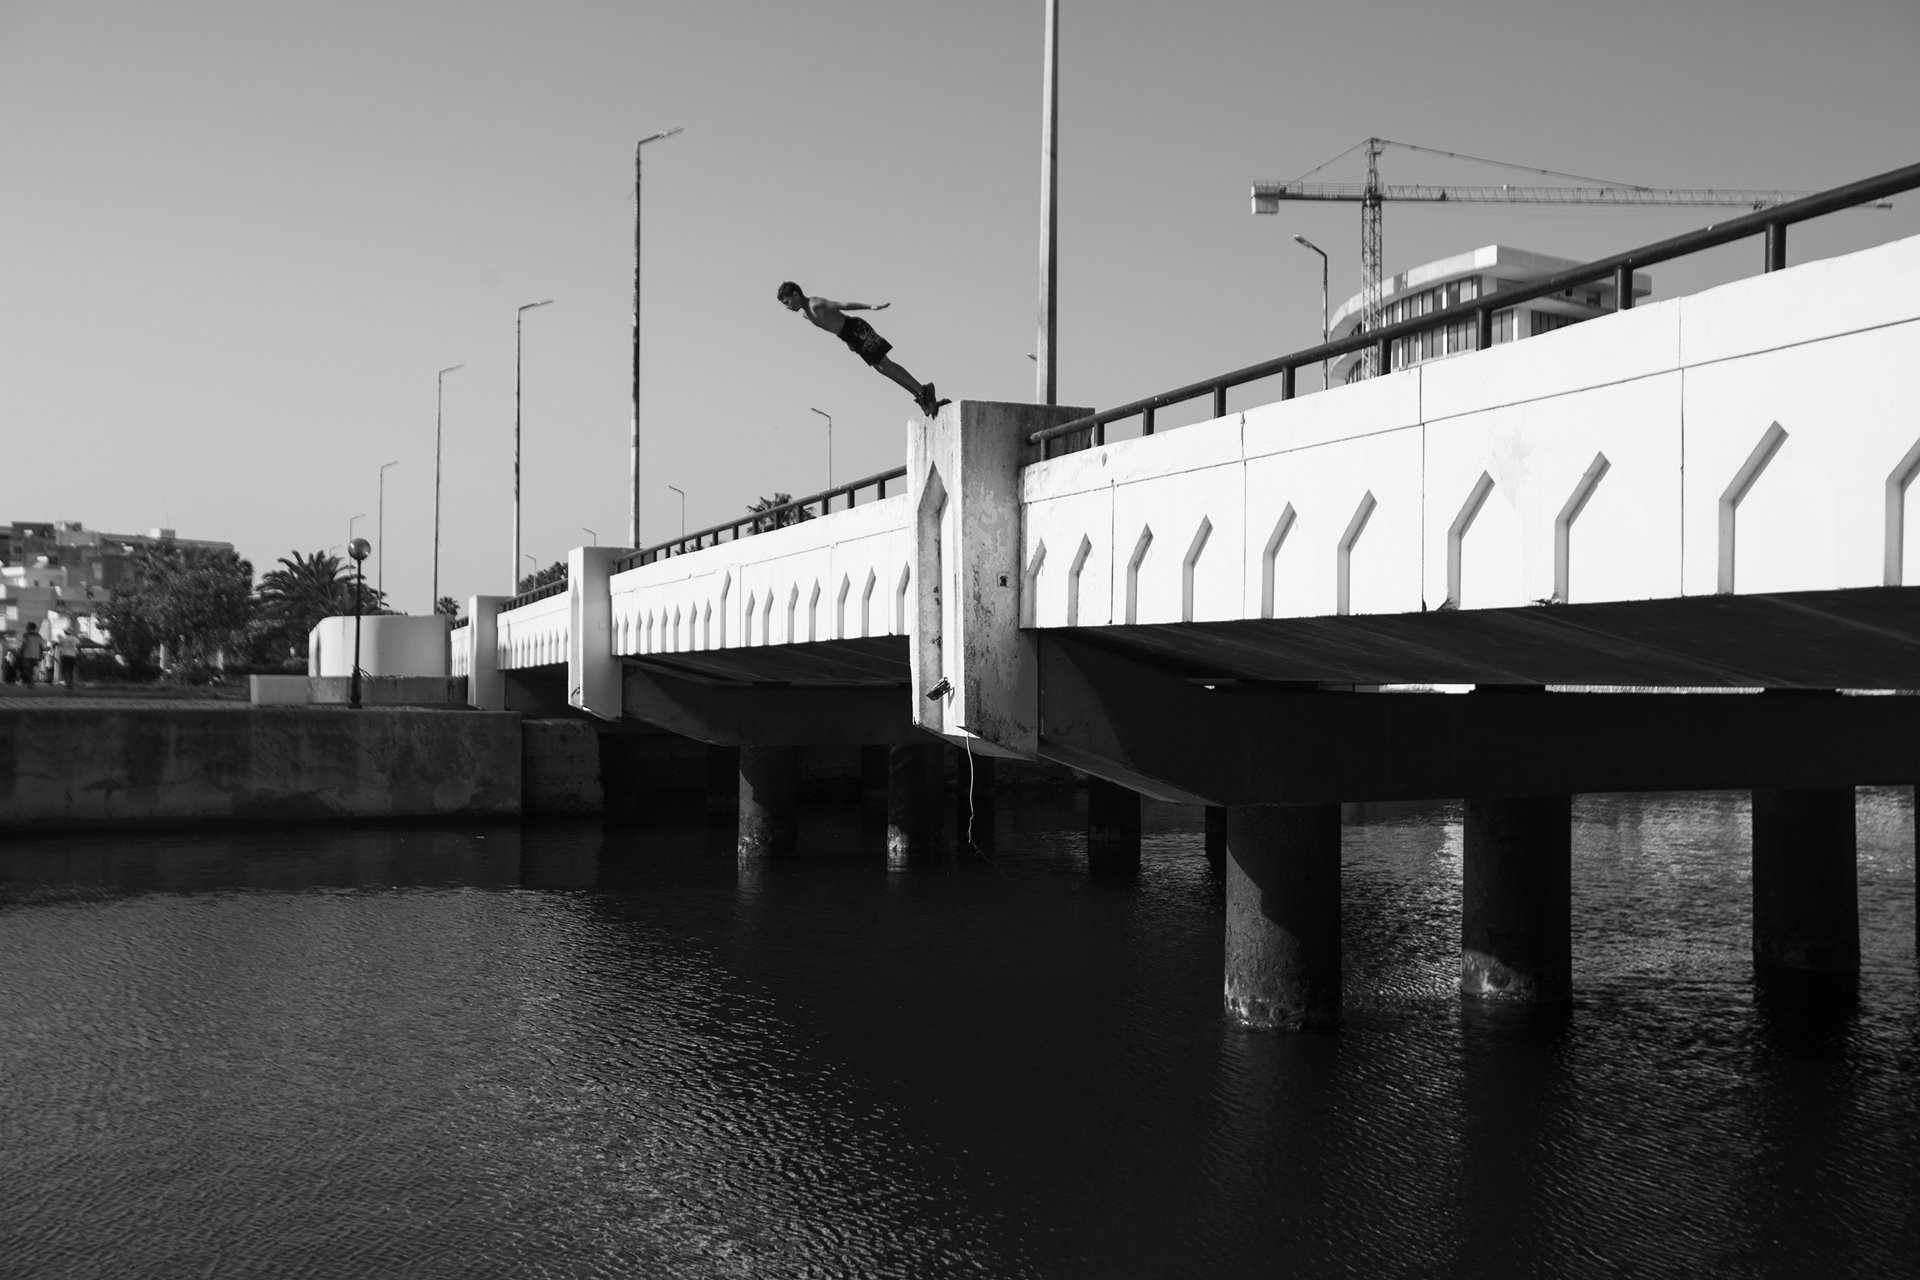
[777,282,948,416]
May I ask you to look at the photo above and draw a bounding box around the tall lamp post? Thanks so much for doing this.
[514,298,553,592]
[1035,0,1059,405]
[377,459,399,602]
[808,407,833,489]
[666,485,686,539]
[433,363,464,613]
[631,125,684,549]
[1293,234,1330,390]
[347,537,370,709]
[582,526,597,547]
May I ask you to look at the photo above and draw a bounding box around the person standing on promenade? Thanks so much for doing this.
[777,282,949,417]
[17,622,46,688]
[53,617,79,689]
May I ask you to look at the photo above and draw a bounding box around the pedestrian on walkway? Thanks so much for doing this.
[17,622,46,688]
[53,617,80,689]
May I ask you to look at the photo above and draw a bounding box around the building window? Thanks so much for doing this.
[1531,311,1577,337]
[1492,309,1517,344]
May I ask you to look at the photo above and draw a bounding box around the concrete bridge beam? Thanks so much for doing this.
[1224,803,1343,1031]
[1751,786,1859,972]
[737,745,798,860]
[1461,794,1573,1002]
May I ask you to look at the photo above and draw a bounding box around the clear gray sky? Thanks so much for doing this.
[4,0,1916,611]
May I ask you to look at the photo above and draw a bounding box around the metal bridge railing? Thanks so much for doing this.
[1031,160,1920,452]
[612,465,910,575]
[500,578,569,613]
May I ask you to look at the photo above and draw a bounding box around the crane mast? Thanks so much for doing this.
[1253,138,1816,379]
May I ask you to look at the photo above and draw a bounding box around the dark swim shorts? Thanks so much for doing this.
[838,315,893,367]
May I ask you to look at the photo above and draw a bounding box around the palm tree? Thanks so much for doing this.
[255,550,384,660]
[747,492,816,533]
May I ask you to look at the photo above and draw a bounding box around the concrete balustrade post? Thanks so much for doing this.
[887,742,945,864]
[1751,786,1859,972]
[1224,803,1342,1030]
[1461,794,1573,1002]
[737,745,798,860]
[1086,777,1141,873]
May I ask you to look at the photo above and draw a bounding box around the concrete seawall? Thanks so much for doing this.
[0,705,522,831]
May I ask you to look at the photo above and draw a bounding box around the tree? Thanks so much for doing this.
[251,550,389,665]
[748,492,816,533]
[97,540,255,677]
[516,561,567,595]
[435,596,462,619]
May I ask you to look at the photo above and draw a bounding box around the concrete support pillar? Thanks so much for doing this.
[952,748,996,851]
[464,595,507,710]
[1752,786,1859,972]
[1461,795,1573,1002]
[705,745,739,822]
[1087,777,1141,873]
[859,745,891,853]
[737,745,798,861]
[1224,804,1342,1030]
[1205,805,1227,877]
[887,742,945,864]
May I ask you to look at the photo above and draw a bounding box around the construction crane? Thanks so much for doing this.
[1252,138,1817,377]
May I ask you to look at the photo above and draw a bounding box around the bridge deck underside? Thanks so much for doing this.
[1068,587,1920,689]
[620,636,910,688]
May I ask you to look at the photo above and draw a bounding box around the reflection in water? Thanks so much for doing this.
[0,790,1913,1278]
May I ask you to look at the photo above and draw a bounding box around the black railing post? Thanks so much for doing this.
[1615,265,1635,310]
[1212,386,1227,418]
[1141,407,1156,436]
[1765,222,1787,272]
[1476,305,1493,350]
[1280,366,1295,401]
[1094,422,1106,447]
[1375,336,1391,377]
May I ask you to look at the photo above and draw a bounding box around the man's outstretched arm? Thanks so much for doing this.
[823,299,889,312]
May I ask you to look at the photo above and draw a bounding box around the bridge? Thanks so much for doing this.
[454,164,1920,1030]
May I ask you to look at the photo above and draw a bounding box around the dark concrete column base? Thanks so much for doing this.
[1462,794,1572,1002]
[705,745,740,822]
[1224,803,1341,1030]
[859,744,891,854]
[1752,786,1858,972]
[1087,777,1141,873]
[737,745,798,860]
[887,742,945,865]
[1205,805,1227,877]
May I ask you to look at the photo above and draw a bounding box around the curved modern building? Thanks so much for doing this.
[1328,245,1652,385]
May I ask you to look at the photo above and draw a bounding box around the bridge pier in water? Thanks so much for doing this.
[1224,804,1342,1030]
[1087,778,1141,873]
[1461,794,1573,1002]
[887,742,945,864]
[737,745,798,860]
[1751,786,1859,972]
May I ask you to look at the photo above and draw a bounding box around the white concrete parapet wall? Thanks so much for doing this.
[309,614,452,677]
[496,589,570,671]
[608,497,913,658]
[1022,233,1920,629]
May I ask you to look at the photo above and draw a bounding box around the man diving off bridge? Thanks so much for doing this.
[777,281,949,417]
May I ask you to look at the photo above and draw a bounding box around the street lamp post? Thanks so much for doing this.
[1292,234,1330,391]
[514,298,554,592]
[667,485,685,539]
[377,459,399,602]
[1035,0,1059,405]
[632,126,684,549]
[347,537,371,709]
[433,363,463,613]
[808,407,833,489]
[582,527,597,547]
[348,513,367,546]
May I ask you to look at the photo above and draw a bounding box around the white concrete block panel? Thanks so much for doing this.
[1681,321,1920,596]
[1243,425,1424,619]
[1420,299,1683,423]
[495,591,568,671]
[1241,364,1423,459]
[1022,484,1114,628]
[1110,459,1245,624]
[1679,232,1920,369]
[309,614,453,677]
[1421,372,1684,610]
